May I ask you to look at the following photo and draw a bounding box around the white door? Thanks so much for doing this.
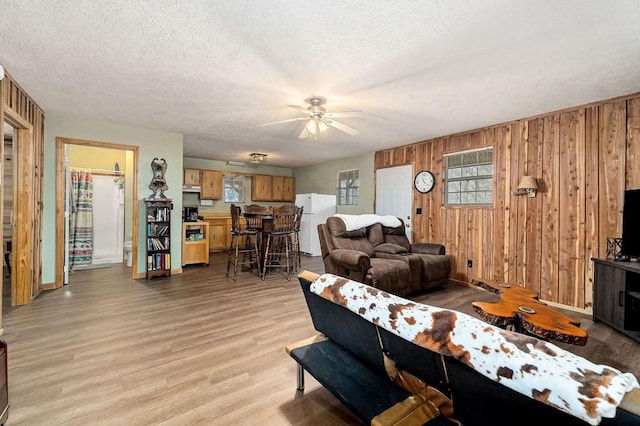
[376,165,413,242]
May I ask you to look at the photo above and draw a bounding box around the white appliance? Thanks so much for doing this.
[295,193,337,256]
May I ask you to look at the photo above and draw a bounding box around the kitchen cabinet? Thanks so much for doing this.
[252,175,272,201]
[204,217,228,251]
[184,169,201,186]
[251,174,296,201]
[282,176,295,201]
[201,170,222,199]
[272,176,284,201]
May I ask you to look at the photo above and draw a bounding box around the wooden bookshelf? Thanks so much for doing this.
[145,198,173,279]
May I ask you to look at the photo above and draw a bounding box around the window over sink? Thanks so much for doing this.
[224,176,245,203]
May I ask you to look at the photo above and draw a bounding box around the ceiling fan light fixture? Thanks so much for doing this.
[317,119,328,133]
[305,118,319,136]
[249,153,267,163]
[261,96,361,138]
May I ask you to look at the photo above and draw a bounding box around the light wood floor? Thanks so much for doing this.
[1,254,639,425]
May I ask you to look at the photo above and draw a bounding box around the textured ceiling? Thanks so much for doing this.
[1,1,639,167]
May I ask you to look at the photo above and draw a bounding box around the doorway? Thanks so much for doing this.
[2,110,39,306]
[55,138,139,287]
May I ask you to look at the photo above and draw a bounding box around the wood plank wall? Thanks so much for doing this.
[1,71,45,305]
[374,93,640,311]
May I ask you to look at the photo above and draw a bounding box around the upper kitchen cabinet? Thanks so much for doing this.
[282,176,295,201]
[201,170,222,199]
[184,168,201,186]
[251,175,295,201]
[252,174,272,201]
[271,176,284,201]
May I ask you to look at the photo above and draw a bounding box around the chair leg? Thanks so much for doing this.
[241,234,259,275]
[285,237,291,281]
[225,236,235,277]
[296,233,301,270]
[233,241,241,280]
[261,235,270,280]
[253,235,261,276]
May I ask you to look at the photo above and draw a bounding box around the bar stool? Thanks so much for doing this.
[261,208,297,280]
[226,204,261,280]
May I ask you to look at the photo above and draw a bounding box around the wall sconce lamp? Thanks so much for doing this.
[249,153,267,164]
[513,176,538,197]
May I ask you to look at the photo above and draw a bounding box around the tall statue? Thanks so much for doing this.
[149,157,168,198]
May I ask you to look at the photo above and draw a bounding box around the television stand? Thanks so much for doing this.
[592,258,640,343]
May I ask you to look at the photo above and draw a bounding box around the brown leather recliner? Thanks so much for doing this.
[317,216,451,296]
[317,217,412,295]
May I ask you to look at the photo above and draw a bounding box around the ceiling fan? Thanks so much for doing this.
[260,96,362,138]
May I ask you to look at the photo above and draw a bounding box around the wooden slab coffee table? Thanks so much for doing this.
[471,278,588,346]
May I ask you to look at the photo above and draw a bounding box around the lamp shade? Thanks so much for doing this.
[517,176,537,190]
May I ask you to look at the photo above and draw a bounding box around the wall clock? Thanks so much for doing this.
[414,170,435,194]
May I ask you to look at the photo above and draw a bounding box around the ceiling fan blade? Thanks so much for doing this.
[260,117,307,126]
[287,104,309,113]
[324,111,364,118]
[325,119,360,135]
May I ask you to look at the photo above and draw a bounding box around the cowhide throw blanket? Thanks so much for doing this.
[310,273,639,425]
[334,214,401,231]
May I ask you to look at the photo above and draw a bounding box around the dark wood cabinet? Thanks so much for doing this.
[592,258,640,342]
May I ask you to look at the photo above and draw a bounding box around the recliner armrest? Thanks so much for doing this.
[410,243,446,255]
[329,249,372,272]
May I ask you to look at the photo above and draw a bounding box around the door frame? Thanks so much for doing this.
[55,137,139,287]
[4,109,37,305]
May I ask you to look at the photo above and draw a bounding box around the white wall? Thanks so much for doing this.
[42,114,183,283]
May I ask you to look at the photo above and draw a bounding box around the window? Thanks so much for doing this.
[223,176,245,203]
[443,147,493,206]
[337,169,359,205]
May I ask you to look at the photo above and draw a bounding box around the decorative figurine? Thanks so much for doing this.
[149,157,168,198]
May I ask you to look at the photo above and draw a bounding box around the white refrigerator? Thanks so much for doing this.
[295,193,337,256]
